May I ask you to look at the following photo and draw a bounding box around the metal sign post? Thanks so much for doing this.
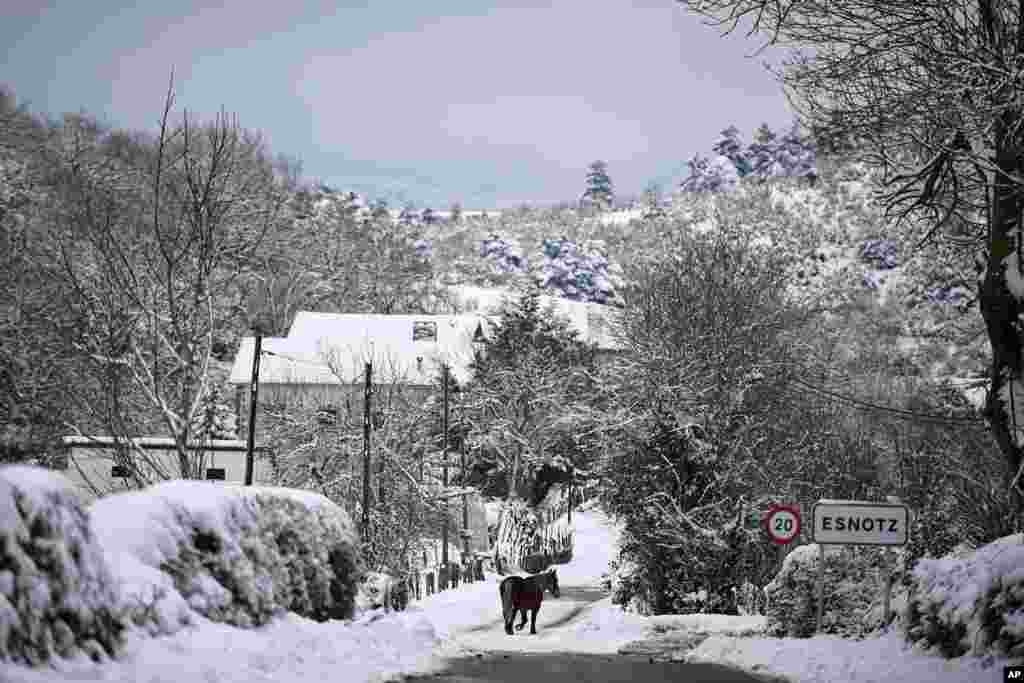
[810,500,911,634]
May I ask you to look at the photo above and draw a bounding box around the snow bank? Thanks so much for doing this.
[765,543,906,639]
[686,629,1013,683]
[0,466,125,666]
[905,533,1024,659]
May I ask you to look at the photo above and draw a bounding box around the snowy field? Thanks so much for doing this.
[1,486,1017,683]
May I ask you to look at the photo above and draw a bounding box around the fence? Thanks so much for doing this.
[376,547,492,612]
[493,481,587,574]
[379,481,598,609]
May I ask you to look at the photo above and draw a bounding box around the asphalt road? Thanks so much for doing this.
[404,651,779,683]
[406,584,785,683]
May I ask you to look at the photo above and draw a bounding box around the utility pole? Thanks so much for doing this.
[244,333,262,485]
[441,363,449,587]
[362,362,372,539]
[461,413,470,570]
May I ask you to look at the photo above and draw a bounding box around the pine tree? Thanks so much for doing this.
[449,202,462,224]
[747,123,781,179]
[641,181,665,219]
[712,126,752,177]
[777,122,818,183]
[581,160,614,210]
[370,198,390,221]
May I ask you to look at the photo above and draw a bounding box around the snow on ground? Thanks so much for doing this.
[3,491,1018,682]
[686,630,1007,683]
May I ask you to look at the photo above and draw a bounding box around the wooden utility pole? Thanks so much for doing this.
[461,414,470,567]
[244,333,262,485]
[441,364,450,586]
[362,362,372,538]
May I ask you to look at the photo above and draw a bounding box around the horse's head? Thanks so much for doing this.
[548,569,560,598]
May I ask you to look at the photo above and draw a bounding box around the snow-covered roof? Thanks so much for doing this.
[230,313,489,387]
[61,436,251,451]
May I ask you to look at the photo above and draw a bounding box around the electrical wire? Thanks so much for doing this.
[784,375,986,425]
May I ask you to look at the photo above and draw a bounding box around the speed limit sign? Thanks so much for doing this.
[765,505,801,545]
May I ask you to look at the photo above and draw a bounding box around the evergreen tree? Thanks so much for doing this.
[776,122,818,183]
[581,160,614,210]
[421,206,436,225]
[747,123,781,179]
[370,198,390,221]
[712,125,752,177]
[449,201,462,224]
[462,286,599,502]
[398,202,417,226]
[641,181,665,219]
[680,153,740,193]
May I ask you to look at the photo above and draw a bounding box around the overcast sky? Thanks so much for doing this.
[2,1,795,209]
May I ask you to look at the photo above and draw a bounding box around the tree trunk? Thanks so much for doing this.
[979,115,1024,527]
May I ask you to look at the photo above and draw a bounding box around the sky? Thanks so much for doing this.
[1,0,796,209]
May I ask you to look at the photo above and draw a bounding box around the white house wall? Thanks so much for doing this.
[56,443,272,502]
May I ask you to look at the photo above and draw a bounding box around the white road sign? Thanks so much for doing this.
[811,500,909,546]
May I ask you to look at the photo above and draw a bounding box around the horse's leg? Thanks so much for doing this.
[502,588,514,635]
[530,606,538,635]
[515,607,527,630]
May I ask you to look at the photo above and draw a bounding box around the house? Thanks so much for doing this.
[229,312,491,433]
[52,436,272,502]
[228,288,623,429]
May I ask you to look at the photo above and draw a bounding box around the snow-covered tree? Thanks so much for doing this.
[641,181,666,219]
[398,203,418,226]
[712,125,752,177]
[746,123,782,179]
[50,77,288,484]
[461,287,599,504]
[776,122,818,182]
[581,160,614,210]
[679,153,740,193]
[480,235,527,274]
[538,238,622,304]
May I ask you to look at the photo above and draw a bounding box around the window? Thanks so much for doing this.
[317,406,338,425]
[413,321,437,342]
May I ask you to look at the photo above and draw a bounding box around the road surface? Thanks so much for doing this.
[408,584,782,683]
[405,651,778,683]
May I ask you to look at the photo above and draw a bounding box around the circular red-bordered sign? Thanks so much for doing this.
[765,505,801,545]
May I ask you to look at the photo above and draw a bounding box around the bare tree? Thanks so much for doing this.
[49,73,286,486]
[676,0,1024,517]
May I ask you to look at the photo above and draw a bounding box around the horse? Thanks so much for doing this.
[499,569,560,635]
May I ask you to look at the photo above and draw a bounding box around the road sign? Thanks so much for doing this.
[811,500,909,546]
[765,505,801,544]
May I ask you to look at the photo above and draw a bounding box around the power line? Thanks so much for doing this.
[785,375,986,425]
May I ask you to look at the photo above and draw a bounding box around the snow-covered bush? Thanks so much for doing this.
[89,482,362,631]
[903,533,1024,659]
[0,466,125,666]
[764,543,907,639]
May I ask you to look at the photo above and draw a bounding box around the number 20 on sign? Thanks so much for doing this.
[765,505,801,545]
